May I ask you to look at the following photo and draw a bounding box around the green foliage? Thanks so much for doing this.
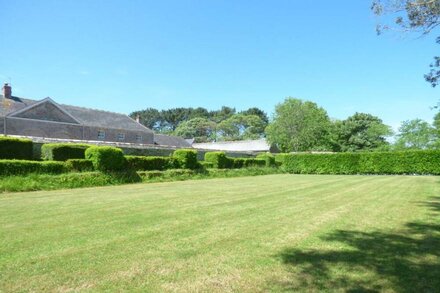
[172,149,199,169]
[231,158,266,168]
[283,150,440,175]
[333,113,392,152]
[394,119,436,150]
[85,146,126,172]
[204,152,231,169]
[274,153,289,165]
[217,114,266,141]
[65,159,94,172]
[0,160,67,176]
[0,136,33,160]
[125,155,179,171]
[239,107,269,125]
[256,153,276,167]
[173,117,217,142]
[266,98,332,152]
[41,143,91,161]
[199,161,214,169]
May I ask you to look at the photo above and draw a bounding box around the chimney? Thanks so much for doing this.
[136,115,140,123]
[2,83,11,99]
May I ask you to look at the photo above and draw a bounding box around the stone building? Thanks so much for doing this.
[0,83,154,144]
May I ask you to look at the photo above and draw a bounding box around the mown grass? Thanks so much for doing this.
[1,175,439,292]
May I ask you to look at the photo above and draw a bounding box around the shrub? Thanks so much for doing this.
[204,152,231,169]
[199,161,214,169]
[85,146,126,172]
[0,160,67,176]
[256,153,276,167]
[65,159,94,172]
[0,136,33,160]
[125,155,178,171]
[41,143,91,161]
[283,150,440,175]
[173,149,199,169]
[274,153,289,165]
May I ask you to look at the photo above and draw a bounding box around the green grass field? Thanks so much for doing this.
[1,175,439,292]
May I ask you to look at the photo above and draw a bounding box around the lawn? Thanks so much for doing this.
[1,174,439,292]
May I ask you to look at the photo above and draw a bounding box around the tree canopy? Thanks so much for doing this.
[394,118,436,149]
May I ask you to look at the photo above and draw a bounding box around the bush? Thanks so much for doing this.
[125,155,179,171]
[41,143,91,161]
[173,149,199,169]
[204,152,232,169]
[0,160,67,176]
[65,159,94,172]
[274,153,289,165]
[85,146,126,172]
[0,136,33,160]
[199,161,214,169]
[256,153,276,167]
[283,150,440,175]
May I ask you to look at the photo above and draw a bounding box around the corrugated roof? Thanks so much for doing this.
[192,139,271,152]
[0,94,153,133]
[154,134,192,148]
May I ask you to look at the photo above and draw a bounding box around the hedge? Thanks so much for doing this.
[0,160,67,176]
[85,146,126,172]
[0,137,33,160]
[41,143,91,161]
[65,159,94,172]
[256,153,276,167]
[283,150,440,175]
[173,149,199,169]
[125,155,179,171]
[204,152,231,169]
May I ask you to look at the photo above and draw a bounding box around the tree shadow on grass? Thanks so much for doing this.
[275,197,440,292]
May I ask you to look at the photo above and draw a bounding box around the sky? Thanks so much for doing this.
[0,0,438,131]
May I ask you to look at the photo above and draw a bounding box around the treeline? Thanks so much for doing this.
[131,97,440,152]
[130,106,269,142]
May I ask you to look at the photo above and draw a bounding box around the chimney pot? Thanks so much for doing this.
[2,83,11,99]
[136,115,140,123]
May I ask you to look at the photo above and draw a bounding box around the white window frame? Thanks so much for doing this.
[97,130,106,140]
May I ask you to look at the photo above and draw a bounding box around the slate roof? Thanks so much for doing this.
[0,94,153,133]
[192,139,273,152]
[154,134,192,148]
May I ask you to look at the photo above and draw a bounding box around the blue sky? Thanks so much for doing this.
[0,0,438,130]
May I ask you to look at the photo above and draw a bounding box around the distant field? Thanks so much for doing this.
[1,175,439,292]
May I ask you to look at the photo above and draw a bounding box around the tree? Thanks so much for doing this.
[239,107,269,125]
[334,112,392,152]
[372,0,440,86]
[130,108,161,130]
[217,114,266,141]
[265,98,332,152]
[173,117,217,143]
[394,118,436,149]
[210,106,236,123]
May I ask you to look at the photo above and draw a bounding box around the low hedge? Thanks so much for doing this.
[65,159,94,172]
[0,136,33,160]
[256,153,276,167]
[41,143,91,161]
[0,160,67,176]
[85,146,126,172]
[283,150,440,175]
[125,155,179,171]
[173,149,199,169]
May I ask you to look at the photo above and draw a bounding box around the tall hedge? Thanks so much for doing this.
[85,146,126,172]
[41,143,91,161]
[204,152,231,169]
[256,153,276,167]
[173,149,199,169]
[125,155,179,171]
[283,150,440,175]
[0,137,33,160]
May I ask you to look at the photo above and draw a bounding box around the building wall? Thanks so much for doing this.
[2,117,154,144]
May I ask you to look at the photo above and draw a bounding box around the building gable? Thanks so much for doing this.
[8,98,81,124]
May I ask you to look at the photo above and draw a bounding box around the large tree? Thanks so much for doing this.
[217,114,266,141]
[265,98,332,152]
[372,0,440,86]
[394,118,436,149]
[173,117,217,143]
[334,112,392,152]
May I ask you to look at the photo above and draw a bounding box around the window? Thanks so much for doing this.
[117,133,125,141]
[136,135,142,143]
[97,130,105,140]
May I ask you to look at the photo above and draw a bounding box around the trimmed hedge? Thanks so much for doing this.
[173,149,199,169]
[85,146,126,172]
[0,137,33,160]
[256,153,276,167]
[125,155,179,171]
[0,160,66,176]
[204,152,231,169]
[283,150,440,175]
[41,143,91,161]
[65,159,94,172]
[232,158,266,168]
